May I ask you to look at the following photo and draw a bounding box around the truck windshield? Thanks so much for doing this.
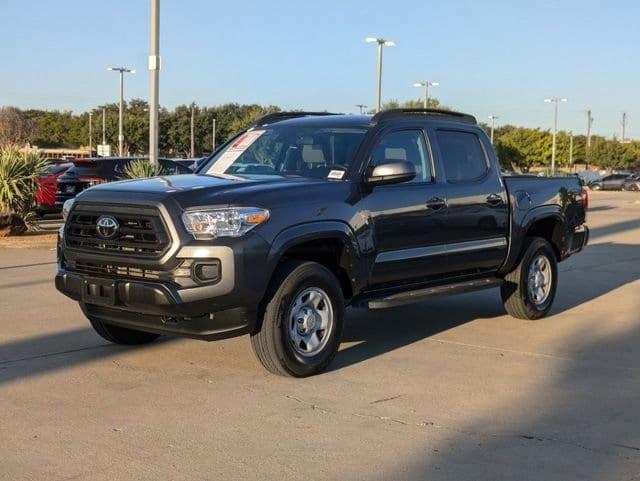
[201,126,367,180]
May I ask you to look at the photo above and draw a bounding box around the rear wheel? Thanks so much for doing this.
[501,237,558,320]
[87,314,160,345]
[250,261,344,377]
[590,184,602,191]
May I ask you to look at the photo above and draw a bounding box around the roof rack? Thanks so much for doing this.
[249,111,340,128]
[370,108,477,125]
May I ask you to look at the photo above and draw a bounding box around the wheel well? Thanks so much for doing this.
[526,217,563,259]
[278,238,354,300]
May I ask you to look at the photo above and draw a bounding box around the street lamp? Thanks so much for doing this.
[365,37,395,113]
[413,80,439,109]
[88,112,93,156]
[355,104,368,115]
[488,115,498,144]
[107,66,135,156]
[544,97,567,175]
[148,0,160,166]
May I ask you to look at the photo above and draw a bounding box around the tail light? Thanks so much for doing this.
[79,177,106,186]
[581,188,589,212]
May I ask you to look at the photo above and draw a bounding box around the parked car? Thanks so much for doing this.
[172,158,206,171]
[588,173,632,191]
[56,109,589,377]
[622,175,640,191]
[35,162,73,215]
[55,157,192,209]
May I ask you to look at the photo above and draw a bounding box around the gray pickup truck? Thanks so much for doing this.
[56,109,589,377]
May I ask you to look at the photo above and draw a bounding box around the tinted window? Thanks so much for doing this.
[370,130,432,183]
[436,130,488,182]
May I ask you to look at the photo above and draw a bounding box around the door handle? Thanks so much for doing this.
[425,197,446,211]
[486,193,503,206]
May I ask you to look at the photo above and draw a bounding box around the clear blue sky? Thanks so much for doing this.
[1,0,638,138]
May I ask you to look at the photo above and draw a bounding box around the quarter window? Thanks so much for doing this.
[370,130,432,183]
[436,130,488,182]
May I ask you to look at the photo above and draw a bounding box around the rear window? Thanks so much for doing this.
[436,130,488,182]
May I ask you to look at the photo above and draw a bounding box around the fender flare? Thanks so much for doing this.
[266,220,367,294]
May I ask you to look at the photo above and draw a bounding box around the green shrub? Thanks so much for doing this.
[120,159,165,179]
[0,145,48,235]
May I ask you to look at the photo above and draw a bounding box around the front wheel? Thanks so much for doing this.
[590,184,602,191]
[501,237,558,320]
[250,261,344,377]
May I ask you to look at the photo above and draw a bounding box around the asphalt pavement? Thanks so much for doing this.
[1,191,639,481]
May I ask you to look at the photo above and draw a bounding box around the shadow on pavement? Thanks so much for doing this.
[335,241,640,372]
[391,300,640,480]
[0,327,174,386]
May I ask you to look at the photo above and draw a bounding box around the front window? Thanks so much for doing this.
[201,126,367,180]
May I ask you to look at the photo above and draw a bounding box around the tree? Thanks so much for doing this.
[0,107,34,145]
[494,127,551,172]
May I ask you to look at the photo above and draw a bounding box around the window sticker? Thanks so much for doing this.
[208,130,265,175]
[327,169,345,180]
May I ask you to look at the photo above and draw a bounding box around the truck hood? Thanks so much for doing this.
[83,174,334,209]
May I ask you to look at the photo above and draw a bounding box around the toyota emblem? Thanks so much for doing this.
[96,215,119,239]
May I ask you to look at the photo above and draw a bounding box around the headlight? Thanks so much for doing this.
[182,207,269,240]
[62,198,75,221]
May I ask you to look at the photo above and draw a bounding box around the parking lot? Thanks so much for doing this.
[1,191,639,481]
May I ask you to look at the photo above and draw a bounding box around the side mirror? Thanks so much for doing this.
[366,160,416,186]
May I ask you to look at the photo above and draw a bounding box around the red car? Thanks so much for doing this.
[35,162,72,215]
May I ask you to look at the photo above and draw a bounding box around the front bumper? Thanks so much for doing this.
[56,269,254,341]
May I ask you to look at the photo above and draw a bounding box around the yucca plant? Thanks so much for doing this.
[119,159,166,179]
[0,145,48,236]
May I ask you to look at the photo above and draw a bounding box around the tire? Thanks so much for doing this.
[250,261,345,377]
[501,237,558,320]
[87,315,160,345]
[590,184,602,191]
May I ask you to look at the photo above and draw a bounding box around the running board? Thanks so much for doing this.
[366,277,503,309]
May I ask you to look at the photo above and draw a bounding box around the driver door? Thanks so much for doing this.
[361,128,449,287]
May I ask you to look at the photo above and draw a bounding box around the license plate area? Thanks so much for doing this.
[83,277,116,306]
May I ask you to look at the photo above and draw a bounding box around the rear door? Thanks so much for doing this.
[429,126,509,275]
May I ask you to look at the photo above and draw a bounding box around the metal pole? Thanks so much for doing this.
[212,118,216,151]
[118,70,124,156]
[551,100,558,175]
[586,110,592,148]
[190,105,195,157]
[621,112,627,143]
[88,112,93,156]
[424,83,429,109]
[149,0,160,165]
[102,108,106,145]
[375,42,383,112]
[569,131,574,167]
[490,117,495,144]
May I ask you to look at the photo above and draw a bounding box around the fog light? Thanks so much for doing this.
[192,261,220,284]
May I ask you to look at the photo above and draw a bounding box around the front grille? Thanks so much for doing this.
[64,259,195,287]
[65,208,170,258]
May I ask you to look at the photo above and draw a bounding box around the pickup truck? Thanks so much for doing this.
[55,109,589,377]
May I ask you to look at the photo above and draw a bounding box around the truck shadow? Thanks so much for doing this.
[0,328,175,386]
[335,240,640,372]
[380,301,640,480]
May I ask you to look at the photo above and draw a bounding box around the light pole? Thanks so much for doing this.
[365,37,395,113]
[212,118,216,151]
[355,104,368,115]
[621,112,627,143]
[413,80,439,109]
[190,105,195,158]
[544,97,567,175]
[102,108,106,145]
[568,131,574,169]
[149,0,160,166]
[107,67,135,156]
[88,112,93,156]
[488,115,498,144]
